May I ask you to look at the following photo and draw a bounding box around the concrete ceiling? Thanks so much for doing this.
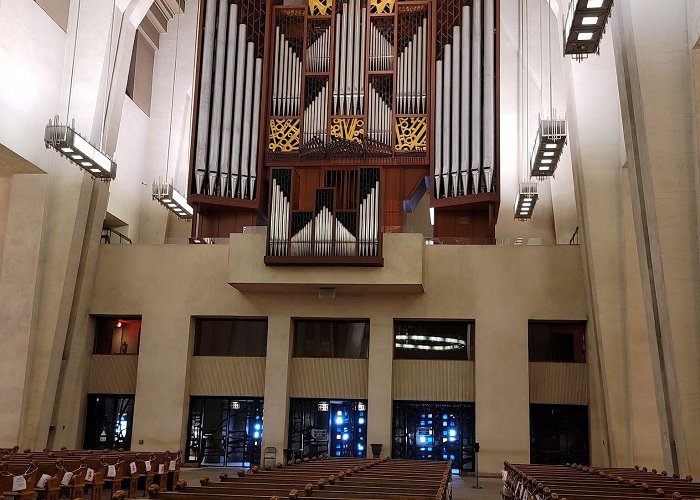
[0,143,45,177]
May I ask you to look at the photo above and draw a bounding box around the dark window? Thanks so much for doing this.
[528,322,586,363]
[394,321,474,360]
[530,404,589,466]
[194,318,268,356]
[187,397,264,466]
[93,317,141,354]
[83,394,135,450]
[392,401,475,472]
[293,320,369,358]
[288,399,367,459]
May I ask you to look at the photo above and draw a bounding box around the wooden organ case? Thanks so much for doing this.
[188,0,499,263]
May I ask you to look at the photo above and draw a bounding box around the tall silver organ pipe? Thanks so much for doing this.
[460,5,471,194]
[194,0,217,195]
[332,0,367,115]
[272,31,302,116]
[433,1,495,198]
[269,172,290,256]
[396,18,426,114]
[482,0,495,192]
[470,0,482,193]
[368,82,391,146]
[220,5,239,197]
[307,27,330,72]
[303,82,328,145]
[370,22,392,71]
[207,0,229,196]
[194,0,262,200]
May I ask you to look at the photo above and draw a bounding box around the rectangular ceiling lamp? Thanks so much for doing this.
[563,0,614,61]
[530,118,567,178]
[152,181,193,220]
[515,182,538,221]
[44,116,117,180]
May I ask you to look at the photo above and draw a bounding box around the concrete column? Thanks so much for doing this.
[367,315,393,458]
[261,314,293,458]
[613,0,699,476]
[474,312,530,473]
[564,33,630,467]
[0,174,48,446]
[131,311,192,452]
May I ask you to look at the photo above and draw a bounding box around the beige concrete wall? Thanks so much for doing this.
[289,359,368,399]
[81,235,587,473]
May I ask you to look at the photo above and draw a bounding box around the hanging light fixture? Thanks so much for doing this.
[563,0,613,61]
[515,182,538,220]
[530,0,566,179]
[152,3,193,220]
[515,0,538,220]
[152,180,193,219]
[45,118,117,179]
[45,0,118,180]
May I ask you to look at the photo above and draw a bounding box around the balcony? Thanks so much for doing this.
[229,232,424,294]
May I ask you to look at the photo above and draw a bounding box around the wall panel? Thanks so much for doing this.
[190,357,266,396]
[289,358,368,399]
[393,360,475,401]
[529,362,588,405]
[88,355,138,394]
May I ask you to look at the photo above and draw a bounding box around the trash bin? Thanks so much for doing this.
[370,443,383,459]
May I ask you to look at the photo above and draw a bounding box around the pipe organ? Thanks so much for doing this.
[189,0,499,261]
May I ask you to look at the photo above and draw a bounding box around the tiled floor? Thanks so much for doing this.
[180,467,504,499]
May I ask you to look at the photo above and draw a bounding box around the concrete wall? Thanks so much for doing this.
[77,234,587,473]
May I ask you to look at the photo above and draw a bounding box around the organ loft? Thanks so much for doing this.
[188,0,498,262]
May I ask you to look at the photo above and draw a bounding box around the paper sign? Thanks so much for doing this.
[107,465,116,478]
[85,468,95,482]
[12,475,27,491]
[130,462,137,475]
[37,474,52,488]
[158,464,164,475]
[145,461,152,472]
[61,472,73,486]
[168,460,176,472]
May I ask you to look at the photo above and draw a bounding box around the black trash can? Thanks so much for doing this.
[370,443,383,459]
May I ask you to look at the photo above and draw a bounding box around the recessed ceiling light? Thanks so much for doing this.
[81,161,92,167]
[582,16,599,25]
[587,0,603,7]
[578,32,594,41]
[543,152,555,157]
[71,154,83,160]
[541,159,552,164]
[60,147,73,153]
[539,166,551,171]
[545,144,557,149]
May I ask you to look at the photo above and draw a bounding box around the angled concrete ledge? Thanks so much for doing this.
[228,232,425,294]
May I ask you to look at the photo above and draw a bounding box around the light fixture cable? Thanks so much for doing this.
[65,0,82,125]
[165,3,183,188]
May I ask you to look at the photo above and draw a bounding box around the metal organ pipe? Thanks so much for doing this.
[220,5,239,197]
[434,60,444,196]
[230,25,247,198]
[249,58,262,198]
[207,0,229,196]
[239,42,255,199]
[483,0,495,192]
[442,43,451,194]
[194,0,217,195]
[450,26,460,196]
[333,0,366,115]
[471,0,482,193]
[460,5,471,194]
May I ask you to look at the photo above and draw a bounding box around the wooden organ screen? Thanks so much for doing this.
[188,0,499,258]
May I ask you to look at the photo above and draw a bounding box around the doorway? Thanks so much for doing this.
[186,397,264,466]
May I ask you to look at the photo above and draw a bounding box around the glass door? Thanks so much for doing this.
[84,394,135,450]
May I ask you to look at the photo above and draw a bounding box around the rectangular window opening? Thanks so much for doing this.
[93,316,142,355]
[292,320,370,358]
[394,320,474,360]
[528,321,586,363]
[194,318,268,356]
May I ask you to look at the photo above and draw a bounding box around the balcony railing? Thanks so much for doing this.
[101,228,132,244]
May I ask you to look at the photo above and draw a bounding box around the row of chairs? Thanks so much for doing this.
[503,462,700,500]
[147,455,452,500]
[0,448,182,500]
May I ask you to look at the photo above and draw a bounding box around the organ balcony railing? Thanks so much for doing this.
[265,167,383,265]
